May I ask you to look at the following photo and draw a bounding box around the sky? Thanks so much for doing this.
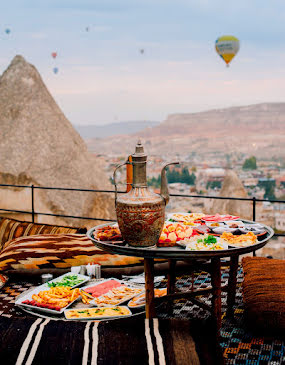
[1,0,285,125]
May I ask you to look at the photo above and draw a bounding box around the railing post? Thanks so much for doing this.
[252,197,256,256]
[31,184,35,223]
[252,197,256,221]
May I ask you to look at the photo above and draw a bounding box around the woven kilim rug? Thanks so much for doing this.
[1,267,285,364]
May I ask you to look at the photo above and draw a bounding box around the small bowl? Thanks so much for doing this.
[212,227,237,235]
[225,220,245,229]
[205,222,225,230]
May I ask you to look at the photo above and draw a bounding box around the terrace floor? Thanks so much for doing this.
[1,266,284,364]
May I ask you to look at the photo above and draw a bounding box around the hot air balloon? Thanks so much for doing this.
[86,26,90,32]
[5,28,11,35]
[51,52,57,59]
[53,67,59,74]
[140,49,144,54]
[215,35,240,67]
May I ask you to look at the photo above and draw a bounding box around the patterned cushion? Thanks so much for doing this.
[0,234,143,272]
[0,218,86,251]
[242,256,285,331]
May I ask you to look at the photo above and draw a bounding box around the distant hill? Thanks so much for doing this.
[74,121,160,139]
[86,102,285,158]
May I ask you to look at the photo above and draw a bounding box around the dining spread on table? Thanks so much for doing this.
[15,211,270,321]
[92,212,268,251]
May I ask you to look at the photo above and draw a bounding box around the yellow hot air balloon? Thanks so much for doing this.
[215,35,240,67]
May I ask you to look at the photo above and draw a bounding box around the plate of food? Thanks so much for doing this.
[64,306,132,320]
[158,222,194,247]
[15,286,81,314]
[167,212,205,223]
[82,279,144,307]
[46,272,90,289]
[204,221,224,228]
[202,214,240,222]
[92,223,123,244]
[206,220,244,235]
[220,231,257,247]
[128,288,167,309]
[178,235,228,251]
[238,223,267,236]
[0,274,8,290]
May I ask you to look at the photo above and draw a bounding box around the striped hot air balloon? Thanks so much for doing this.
[215,35,240,67]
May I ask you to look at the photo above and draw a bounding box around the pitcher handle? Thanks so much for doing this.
[113,161,129,207]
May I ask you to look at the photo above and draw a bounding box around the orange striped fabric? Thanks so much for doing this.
[242,256,285,330]
[0,218,85,251]
[0,234,143,271]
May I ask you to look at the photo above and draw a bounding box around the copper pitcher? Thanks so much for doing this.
[113,140,179,247]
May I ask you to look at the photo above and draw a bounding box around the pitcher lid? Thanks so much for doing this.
[132,139,147,159]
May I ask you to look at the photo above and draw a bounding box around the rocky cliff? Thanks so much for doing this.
[0,55,115,225]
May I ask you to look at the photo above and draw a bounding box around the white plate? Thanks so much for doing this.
[92,223,124,244]
[201,215,239,222]
[167,212,205,223]
[225,239,258,248]
[46,272,90,289]
[64,306,132,320]
[0,274,8,290]
[178,236,228,251]
[239,224,266,235]
[15,284,81,315]
[128,288,167,309]
[82,278,144,307]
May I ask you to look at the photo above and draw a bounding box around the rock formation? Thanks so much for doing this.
[207,170,252,219]
[0,55,115,226]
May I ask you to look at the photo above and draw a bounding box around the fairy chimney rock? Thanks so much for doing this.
[0,55,114,224]
[208,170,251,219]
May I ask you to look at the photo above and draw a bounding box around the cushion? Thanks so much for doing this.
[0,218,86,251]
[242,256,285,331]
[0,234,143,272]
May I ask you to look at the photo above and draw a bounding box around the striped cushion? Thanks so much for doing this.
[0,218,85,251]
[0,234,143,272]
[242,256,285,330]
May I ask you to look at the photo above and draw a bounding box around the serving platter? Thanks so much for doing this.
[15,284,81,315]
[82,278,144,307]
[128,288,167,309]
[46,272,90,289]
[64,306,132,320]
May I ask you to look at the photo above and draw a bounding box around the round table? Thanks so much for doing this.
[87,220,274,331]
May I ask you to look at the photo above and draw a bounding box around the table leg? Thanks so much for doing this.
[167,260,176,295]
[144,258,156,319]
[226,255,239,318]
[210,257,222,331]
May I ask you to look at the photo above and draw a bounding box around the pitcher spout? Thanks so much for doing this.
[160,162,180,205]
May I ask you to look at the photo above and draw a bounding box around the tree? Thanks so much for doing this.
[147,168,196,187]
[206,181,222,189]
[264,184,276,200]
[258,179,276,200]
[242,156,257,170]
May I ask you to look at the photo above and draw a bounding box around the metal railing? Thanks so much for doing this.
[0,183,284,237]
